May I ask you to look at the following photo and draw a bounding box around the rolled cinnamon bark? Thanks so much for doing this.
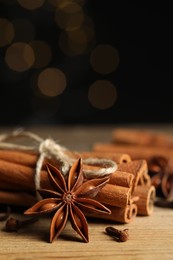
[0,159,51,192]
[0,191,36,207]
[93,143,173,161]
[0,150,38,167]
[0,149,70,169]
[112,128,173,147]
[0,179,32,191]
[112,128,155,146]
[109,171,134,188]
[117,160,151,188]
[86,203,138,223]
[132,185,156,215]
[95,184,131,208]
[0,148,154,222]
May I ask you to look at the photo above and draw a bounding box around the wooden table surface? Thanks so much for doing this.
[0,124,173,260]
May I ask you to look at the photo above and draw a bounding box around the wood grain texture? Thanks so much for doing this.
[0,125,173,259]
[0,207,173,260]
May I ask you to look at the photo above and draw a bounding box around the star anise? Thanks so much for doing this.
[24,157,111,243]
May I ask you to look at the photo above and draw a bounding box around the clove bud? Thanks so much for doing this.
[5,216,39,232]
[105,226,129,242]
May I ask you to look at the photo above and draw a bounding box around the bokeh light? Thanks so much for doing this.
[55,1,84,31]
[90,44,120,74]
[29,40,52,68]
[0,18,15,47]
[88,80,117,109]
[17,0,45,10]
[82,16,96,47]
[58,16,96,56]
[59,29,87,56]
[37,68,66,97]
[5,42,35,72]
[73,0,86,7]
[12,19,35,42]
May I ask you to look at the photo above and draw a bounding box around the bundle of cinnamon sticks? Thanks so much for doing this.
[0,131,156,225]
[93,127,173,204]
[79,151,155,223]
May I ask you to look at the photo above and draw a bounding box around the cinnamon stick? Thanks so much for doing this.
[0,147,154,222]
[93,142,173,161]
[117,160,151,188]
[0,159,51,192]
[0,150,38,167]
[132,185,156,215]
[0,129,157,227]
[0,191,36,207]
[0,149,70,169]
[95,184,131,208]
[85,203,138,223]
[112,128,173,147]
[109,171,134,188]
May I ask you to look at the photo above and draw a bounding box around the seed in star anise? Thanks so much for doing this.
[24,157,111,243]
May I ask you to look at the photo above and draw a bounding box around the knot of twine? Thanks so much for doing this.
[0,129,117,198]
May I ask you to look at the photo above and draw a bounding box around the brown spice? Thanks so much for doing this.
[132,185,156,216]
[149,156,173,198]
[0,191,37,207]
[0,144,155,228]
[112,127,173,147]
[105,226,129,242]
[24,157,111,243]
[86,203,138,224]
[95,183,131,208]
[93,142,173,200]
[93,142,173,162]
[5,216,38,232]
[0,150,155,227]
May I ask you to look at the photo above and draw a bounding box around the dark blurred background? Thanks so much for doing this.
[0,0,173,125]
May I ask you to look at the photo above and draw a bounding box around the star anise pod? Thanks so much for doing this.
[24,157,111,243]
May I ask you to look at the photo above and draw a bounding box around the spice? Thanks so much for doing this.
[5,216,38,232]
[117,159,150,188]
[95,127,173,200]
[24,158,111,243]
[105,226,129,242]
[95,184,131,207]
[0,159,50,193]
[111,127,173,147]
[0,131,155,228]
[0,150,154,223]
[0,190,37,207]
[132,185,156,216]
[149,156,173,198]
[92,142,173,162]
[85,204,138,223]
[93,142,173,200]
